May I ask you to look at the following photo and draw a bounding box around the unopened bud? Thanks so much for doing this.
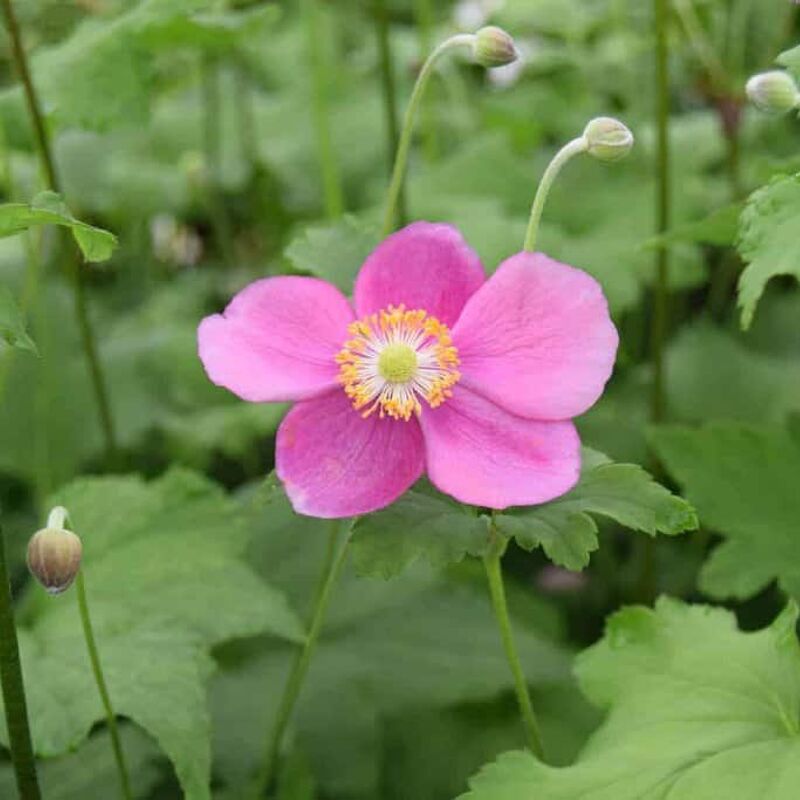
[473,26,518,68]
[583,117,634,163]
[27,522,82,595]
[746,71,800,114]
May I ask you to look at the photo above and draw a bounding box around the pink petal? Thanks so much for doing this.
[419,386,580,509]
[198,276,354,403]
[276,390,425,518]
[452,252,618,420]
[354,222,485,327]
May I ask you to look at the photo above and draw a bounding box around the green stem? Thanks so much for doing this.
[652,0,671,425]
[253,522,352,797]
[302,0,344,219]
[672,0,728,93]
[0,525,41,800]
[76,571,132,800]
[381,33,475,236]
[523,137,587,252]
[482,531,545,761]
[413,0,438,161]
[1,0,117,463]
[373,0,406,225]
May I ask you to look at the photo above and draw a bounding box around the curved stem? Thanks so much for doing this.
[0,524,41,800]
[381,33,475,236]
[76,571,132,800]
[253,521,352,797]
[1,0,117,463]
[302,0,344,219]
[482,530,545,761]
[523,137,587,252]
[373,0,406,225]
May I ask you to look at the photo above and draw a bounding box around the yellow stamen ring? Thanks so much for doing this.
[335,305,460,421]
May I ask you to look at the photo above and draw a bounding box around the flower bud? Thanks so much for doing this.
[582,116,634,163]
[473,26,518,68]
[27,526,82,595]
[746,71,800,114]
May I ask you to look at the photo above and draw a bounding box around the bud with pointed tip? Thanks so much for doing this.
[27,526,82,595]
[746,71,800,114]
[473,26,518,68]
[583,116,634,163]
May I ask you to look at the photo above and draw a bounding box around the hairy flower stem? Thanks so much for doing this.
[302,0,344,219]
[381,33,475,236]
[1,0,117,463]
[0,525,41,800]
[374,0,407,226]
[76,570,132,800]
[523,137,588,252]
[253,521,352,797]
[482,528,545,761]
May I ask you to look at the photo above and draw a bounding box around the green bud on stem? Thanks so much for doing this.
[27,507,82,595]
[583,116,635,163]
[473,26,518,68]
[745,71,800,115]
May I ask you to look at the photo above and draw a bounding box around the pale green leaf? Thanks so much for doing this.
[736,174,800,329]
[0,286,36,354]
[651,422,800,600]
[462,600,800,800]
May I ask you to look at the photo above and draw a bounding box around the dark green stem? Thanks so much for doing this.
[0,525,42,800]
[482,529,545,761]
[301,0,344,219]
[1,0,117,463]
[75,571,132,800]
[651,0,671,424]
[373,0,406,225]
[253,522,351,797]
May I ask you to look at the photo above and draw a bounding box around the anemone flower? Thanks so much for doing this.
[198,222,618,518]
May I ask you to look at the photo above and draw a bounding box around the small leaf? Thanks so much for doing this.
[461,599,800,800]
[0,286,37,354]
[285,216,380,293]
[494,449,697,570]
[651,422,800,600]
[736,173,800,329]
[351,481,492,578]
[0,191,117,261]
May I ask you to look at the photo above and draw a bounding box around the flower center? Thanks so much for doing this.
[377,343,418,383]
[336,305,460,421]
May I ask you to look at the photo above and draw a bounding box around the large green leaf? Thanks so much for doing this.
[0,192,117,262]
[0,469,303,800]
[651,422,800,600]
[461,599,800,800]
[736,174,800,330]
[494,450,696,570]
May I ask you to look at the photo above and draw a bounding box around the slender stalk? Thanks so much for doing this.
[253,522,352,797]
[482,532,545,761]
[75,571,132,800]
[373,0,407,225]
[413,0,438,161]
[1,0,117,462]
[301,0,344,219]
[381,33,475,236]
[651,0,671,424]
[523,137,587,252]
[0,525,41,800]
[672,0,728,93]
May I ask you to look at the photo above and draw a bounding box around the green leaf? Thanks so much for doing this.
[0,192,117,261]
[351,481,492,579]
[494,449,697,570]
[651,422,800,600]
[0,286,37,354]
[285,216,380,294]
[0,469,303,800]
[737,174,800,329]
[777,44,800,80]
[646,203,741,248]
[462,599,800,800]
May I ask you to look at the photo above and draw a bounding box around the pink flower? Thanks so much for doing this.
[198,222,618,518]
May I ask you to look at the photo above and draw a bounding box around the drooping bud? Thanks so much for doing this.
[582,116,634,163]
[473,26,518,68]
[745,71,800,114]
[27,514,82,595]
